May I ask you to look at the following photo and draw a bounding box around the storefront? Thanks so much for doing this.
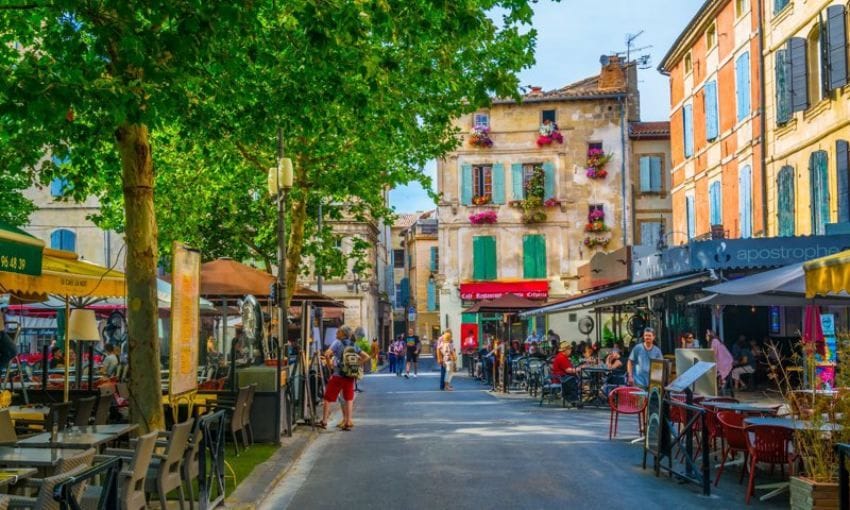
[459,281,548,349]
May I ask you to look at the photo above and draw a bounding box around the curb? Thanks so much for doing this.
[223,423,324,509]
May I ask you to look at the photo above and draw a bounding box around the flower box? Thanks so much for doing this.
[469,126,493,148]
[586,148,612,180]
[472,195,491,205]
[537,121,563,147]
[469,210,498,225]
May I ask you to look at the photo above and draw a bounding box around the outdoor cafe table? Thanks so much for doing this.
[0,468,36,488]
[702,401,781,415]
[0,447,88,469]
[6,405,50,423]
[579,367,611,407]
[16,423,138,450]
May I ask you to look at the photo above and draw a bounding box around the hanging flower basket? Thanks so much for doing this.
[469,126,493,148]
[583,236,611,249]
[469,210,498,225]
[536,121,564,147]
[583,206,611,246]
[586,148,612,180]
[584,220,608,233]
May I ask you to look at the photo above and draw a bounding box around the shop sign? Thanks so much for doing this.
[459,280,548,300]
[690,235,850,270]
[169,242,201,398]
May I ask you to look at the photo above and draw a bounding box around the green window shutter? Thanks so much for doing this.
[472,237,483,280]
[511,163,523,200]
[492,163,505,204]
[543,162,556,200]
[778,166,796,236]
[461,164,473,205]
[639,156,651,192]
[523,235,534,279]
[430,247,438,271]
[534,235,546,278]
[473,236,496,280]
[484,236,496,280]
[523,235,546,279]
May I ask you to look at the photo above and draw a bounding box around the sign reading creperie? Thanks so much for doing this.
[460,281,548,301]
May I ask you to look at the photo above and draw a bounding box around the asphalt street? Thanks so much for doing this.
[259,363,786,510]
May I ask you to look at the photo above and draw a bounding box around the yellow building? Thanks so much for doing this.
[764,0,850,236]
[400,212,439,352]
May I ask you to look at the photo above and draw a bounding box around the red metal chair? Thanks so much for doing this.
[743,424,795,504]
[714,411,749,487]
[608,386,646,440]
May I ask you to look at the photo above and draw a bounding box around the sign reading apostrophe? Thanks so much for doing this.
[169,243,201,398]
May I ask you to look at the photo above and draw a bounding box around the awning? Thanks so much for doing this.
[803,249,850,298]
[521,272,711,317]
[690,293,850,307]
[459,280,548,301]
[463,294,541,313]
[703,263,804,295]
[0,248,124,299]
[0,222,43,277]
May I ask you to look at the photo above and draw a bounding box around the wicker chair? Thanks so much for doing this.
[8,465,88,510]
[89,431,158,510]
[241,384,257,447]
[145,419,193,510]
[93,393,113,425]
[72,396,97,427]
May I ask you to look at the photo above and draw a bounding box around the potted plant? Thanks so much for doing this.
[469,126,493,148]
[536,120,564,147]
[586,147,612,180]
[767,335,850,509]
[471,195,491,205]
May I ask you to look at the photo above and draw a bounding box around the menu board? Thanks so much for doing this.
[169,243,201,398]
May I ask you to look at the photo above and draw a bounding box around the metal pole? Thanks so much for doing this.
[275,128,287,444]
[63,298,70,403]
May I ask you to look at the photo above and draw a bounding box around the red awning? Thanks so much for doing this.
[460,280,548,301]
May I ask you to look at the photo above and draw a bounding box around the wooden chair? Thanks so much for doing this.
[0,409,18,445]
[241,383,257,447]
[72,396,97,427]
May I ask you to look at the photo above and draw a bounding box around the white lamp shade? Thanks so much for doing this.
[68,309,101,342]
[267,158,294,195]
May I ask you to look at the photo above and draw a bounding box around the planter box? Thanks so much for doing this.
[790,476,839,510]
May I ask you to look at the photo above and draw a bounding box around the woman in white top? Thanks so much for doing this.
[437,331,457,391]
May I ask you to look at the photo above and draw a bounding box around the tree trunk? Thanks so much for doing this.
[284,194,308,310]
[115,123,164,432]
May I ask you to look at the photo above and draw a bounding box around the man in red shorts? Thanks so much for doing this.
[320,325,369,430]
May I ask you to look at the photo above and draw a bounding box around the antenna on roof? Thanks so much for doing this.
[613,30,653,69]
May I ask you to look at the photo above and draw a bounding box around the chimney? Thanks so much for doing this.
[529,85,543,95]
[598,55,626,90]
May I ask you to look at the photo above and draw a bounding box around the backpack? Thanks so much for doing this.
[340,346,363,379]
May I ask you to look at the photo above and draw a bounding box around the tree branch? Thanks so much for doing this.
[235,142,270,172]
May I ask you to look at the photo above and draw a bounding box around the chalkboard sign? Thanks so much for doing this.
[666,361,716,393]
[644,386,670,472]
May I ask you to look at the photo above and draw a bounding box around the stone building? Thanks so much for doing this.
[763,0,850,236]
[399,211,439,352]
[659,0,764,245]
[630,121,673,247]
[437,55,652,347]
[390,213,420,338]
[23,180,125,269]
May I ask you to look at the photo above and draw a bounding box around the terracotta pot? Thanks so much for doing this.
[789,476,839,510]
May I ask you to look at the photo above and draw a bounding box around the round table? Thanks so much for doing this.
[702,401,781,415]
[744,416,842,432]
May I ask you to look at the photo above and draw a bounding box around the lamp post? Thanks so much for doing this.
[268,129,294,357]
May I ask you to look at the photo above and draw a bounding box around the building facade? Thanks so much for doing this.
[390,213,420,338]
[400,212,439,351]
[630,122,673,247]
[659,0,765,245]
[23,181,125,269]
[764,0,850,236]
[437,56,646,347]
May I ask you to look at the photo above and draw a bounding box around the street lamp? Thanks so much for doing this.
[268,129,293,357]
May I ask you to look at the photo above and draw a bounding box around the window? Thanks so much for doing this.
[541,110,556,123]
[394,283,402,306]
[429,246,438,272]
[686,195,696,239]
[807,25,823,103]
[739,165,753,238]
[393,249,405,268]
[709,181,722,225]
[706,22,717,50]
[810,150,830,235]
[522,235,546,279]
[683,104,694,158]
[49,177,69,198]
[777,166,796,236]
[50,229,76,252]
[461,163,504,205]
[736,52,751,121]
[426,279,437,311]
[639,155,663,193]
[736,0,748,17]
[774,0,790,14]
[775,47,792,124]
[837,140,850,223]
[684,53,693,74]
[512,162,555,201]
[639,221,664,247]
[788,37,809,113]
[473,113,489,129]
[704,80,719,140]
[522,164,543,199]
[588,142,603,153]
[825,5,848,91]
[472,236,496,280]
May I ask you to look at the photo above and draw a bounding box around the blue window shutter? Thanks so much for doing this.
[461,164,473,205]
[639,156,651,192]
[778,166,796,236]
[426,280,436,311]
[827,5,848,91]
[810,151,830,234]
[491,163,505,204]
[775,48,792,124]
[50,231,62,250]
[686,196,696,239]
[542,162,556,200]
[736,53,751,121]
[837,140,850,223]
[400,277,410,306]
[51,229,75,251]
[650,156,662,192]
[683,104,694,158]
[790,38,809,113]
[511,163,523,200]
[430,247,438,272]
[710,182,722,225]
[738,165,752,238]
[705,81,718,140]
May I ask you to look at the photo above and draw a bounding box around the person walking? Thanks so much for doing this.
[370,338,379,373]
[392,336,406,376]
[320,325,369,431]
[387,336,397,375]
[437,331,457,391]
[626,327,663,389]
[403,328,421,378]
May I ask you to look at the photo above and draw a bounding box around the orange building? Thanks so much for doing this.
[659,0,765,245]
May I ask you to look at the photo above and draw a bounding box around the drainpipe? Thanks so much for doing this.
[756,0,768,236]
[619,95,629,246]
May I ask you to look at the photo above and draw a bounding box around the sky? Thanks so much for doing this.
[389,0,705,213]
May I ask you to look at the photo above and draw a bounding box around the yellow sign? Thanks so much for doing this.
[169,243,201,399]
